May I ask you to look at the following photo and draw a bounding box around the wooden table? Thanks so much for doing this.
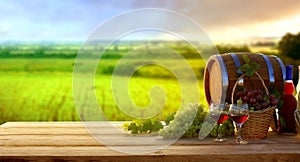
[1,122,300,162]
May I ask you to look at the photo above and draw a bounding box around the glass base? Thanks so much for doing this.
[235,140,248,144]
[213,138,227,142]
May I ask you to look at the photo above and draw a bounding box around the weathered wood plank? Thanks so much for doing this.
[1,122,300,162]
[2,144,300,156]
[2,154,300,162]
[0,137,171,146]
[1,121,123,128]
[2,134,299,147]
[0,127,126,135]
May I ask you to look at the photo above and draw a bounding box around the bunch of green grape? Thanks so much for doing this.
[158,103,200,138]
[206,119,235,137]
[159,103,235,138]
[122,118,163,134]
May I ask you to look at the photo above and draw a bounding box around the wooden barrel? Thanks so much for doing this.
[204,52,286,104]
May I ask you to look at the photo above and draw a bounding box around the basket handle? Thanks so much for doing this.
[231,71,269,104]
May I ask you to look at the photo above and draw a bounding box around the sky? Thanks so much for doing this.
[0,0,300,43]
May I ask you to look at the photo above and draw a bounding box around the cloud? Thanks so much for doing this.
[0,0,299,41]
[129,0,300,40]
[0,24,12,35]
[165,0,300,37]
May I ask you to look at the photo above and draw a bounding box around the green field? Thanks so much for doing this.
[0,57,207,124]
[3,41,294,124]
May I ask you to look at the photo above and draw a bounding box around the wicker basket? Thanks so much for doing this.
[241,107,276,139]
[231,72,276,140]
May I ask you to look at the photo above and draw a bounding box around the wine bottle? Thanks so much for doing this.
[296,65,300,100]
[279,65,297,134]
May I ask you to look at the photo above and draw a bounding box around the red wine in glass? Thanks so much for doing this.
[229,104,249,144]
[230,115,249,124]
[209,103,228,142]
[211,114,229,125]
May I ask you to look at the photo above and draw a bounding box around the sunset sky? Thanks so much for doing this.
[0,0,299,43]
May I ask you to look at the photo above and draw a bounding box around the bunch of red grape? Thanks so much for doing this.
[236,89,280,111]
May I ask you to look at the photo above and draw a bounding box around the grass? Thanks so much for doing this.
[248,45,278,54]
[0,58,207,124]
[0,72,78,122]
[0,58,75,72]
[2,43,290,124]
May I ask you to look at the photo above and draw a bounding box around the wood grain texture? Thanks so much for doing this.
[204,53,285,104]
[1,122,300,162]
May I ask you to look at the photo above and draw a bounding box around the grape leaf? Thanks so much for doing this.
[245,70,255,77]
[250,62,260,71]
[278,100,284,109]
[238,55,260,77]
[238,64,252,72]
[279,115,287,127]
[243,54,250,64]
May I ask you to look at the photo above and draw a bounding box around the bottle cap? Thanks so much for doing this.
[286,65,293,80]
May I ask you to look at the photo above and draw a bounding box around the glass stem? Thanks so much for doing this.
[217,124,222,140]
[236,123,242,143]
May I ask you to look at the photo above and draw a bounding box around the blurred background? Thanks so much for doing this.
[0,0,300,124]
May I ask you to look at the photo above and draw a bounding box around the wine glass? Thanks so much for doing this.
[229,103,249,144]
[295,109,300,132]
[210,102,229,142]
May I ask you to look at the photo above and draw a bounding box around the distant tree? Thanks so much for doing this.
[252,41,276,47]
[113,45,119,51]
[216,45,251,54]
[34,47,44,56]
[278,32,300,59]
[0,47,10,56]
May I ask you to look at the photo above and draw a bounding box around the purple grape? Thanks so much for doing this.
[270,98,279,106]
[256,94,263,102]
[247,91,254,98]
[261,102,269,109]
[237,91,244,98]
[257,90,264,95]
[254,103,262,110]
[269,94,276,99]
[249,98,257,105]
[242,96,249,103]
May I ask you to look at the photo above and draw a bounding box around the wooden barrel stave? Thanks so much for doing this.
[204,53,285,104]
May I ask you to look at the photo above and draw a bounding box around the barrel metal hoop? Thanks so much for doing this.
[260,53,275,84]
[216,55,228,103]
[230,53,243,76]
[230,53,244,86]
[273,55,286,82]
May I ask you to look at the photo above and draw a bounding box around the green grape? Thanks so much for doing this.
[165,112,175,125]
[159,103,235,139]
[153,120,163,132]
[122,122,130,131]
[237,98,243,106]
[122,117,163,134]
[128,123,138,134]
